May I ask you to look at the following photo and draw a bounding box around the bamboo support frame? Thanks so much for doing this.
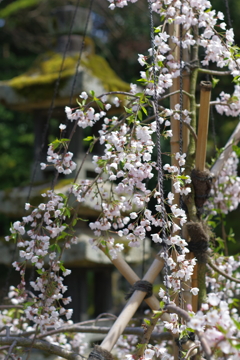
[99,246,193,357]
[100,250,165,351]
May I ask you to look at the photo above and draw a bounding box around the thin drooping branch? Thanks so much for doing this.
[207,257,240,284]
[0,337,83,360]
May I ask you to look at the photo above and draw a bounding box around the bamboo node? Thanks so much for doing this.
[200,80,212,91]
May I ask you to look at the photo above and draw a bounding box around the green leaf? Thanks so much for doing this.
[159,301,165,309]
[64,208,71,218]
[124,106,133,114]
[232,318,240,331]
[143,318,151,325]
[72,218,77,226]
[23,301,35,309]
[137,110,142,121]
[49,243,61,253]
[0,0,41,18]
[36,269,44,275]
[232,145,240,157]
[152,310,164,318]
[141,106,148,116]
[89,90,95,97]
[60,263,66,272]
[212,77,220,88]
[84,136,94,142]
[95,100,104,110]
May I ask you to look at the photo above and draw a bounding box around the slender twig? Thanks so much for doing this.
[198,68,231,76]
[4,340,17,360]
[159,89,194,102]
[183,344,200,359]
[25,325,39,360]
[196,101,229,108]
[207,257,240,283]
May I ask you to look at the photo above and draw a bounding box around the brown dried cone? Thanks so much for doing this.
[191,169,212,212]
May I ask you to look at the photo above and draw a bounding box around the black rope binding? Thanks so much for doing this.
[148,0,170,305]
[125,280,153,300]
[178,8,184,360]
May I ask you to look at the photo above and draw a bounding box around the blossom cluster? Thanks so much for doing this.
[6,190,76,330]
[207,151,240,214]
[41,144,77,175]
[188,295,240,358]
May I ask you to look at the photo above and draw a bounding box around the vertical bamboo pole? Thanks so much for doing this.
[193,80,212,311]
[169,23,192,311]
[195,81,212,170]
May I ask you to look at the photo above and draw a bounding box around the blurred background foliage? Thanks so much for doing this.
[1,0,240,251]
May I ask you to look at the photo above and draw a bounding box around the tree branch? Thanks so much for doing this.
[198,68,231,76]
[207,257,240,284]
[37,326,172,342]
[158,89,194,102]
[0,337,83,360]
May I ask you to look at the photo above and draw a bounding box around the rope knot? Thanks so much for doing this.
[125,280,153,300]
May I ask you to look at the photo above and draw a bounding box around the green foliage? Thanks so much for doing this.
[0,0,42,18]
[0,104,33,189]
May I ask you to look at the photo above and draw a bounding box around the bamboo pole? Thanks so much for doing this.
[192,81,212,311]
[168,23,192,311]
[195,81,212,170]
[99,245,161,310]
